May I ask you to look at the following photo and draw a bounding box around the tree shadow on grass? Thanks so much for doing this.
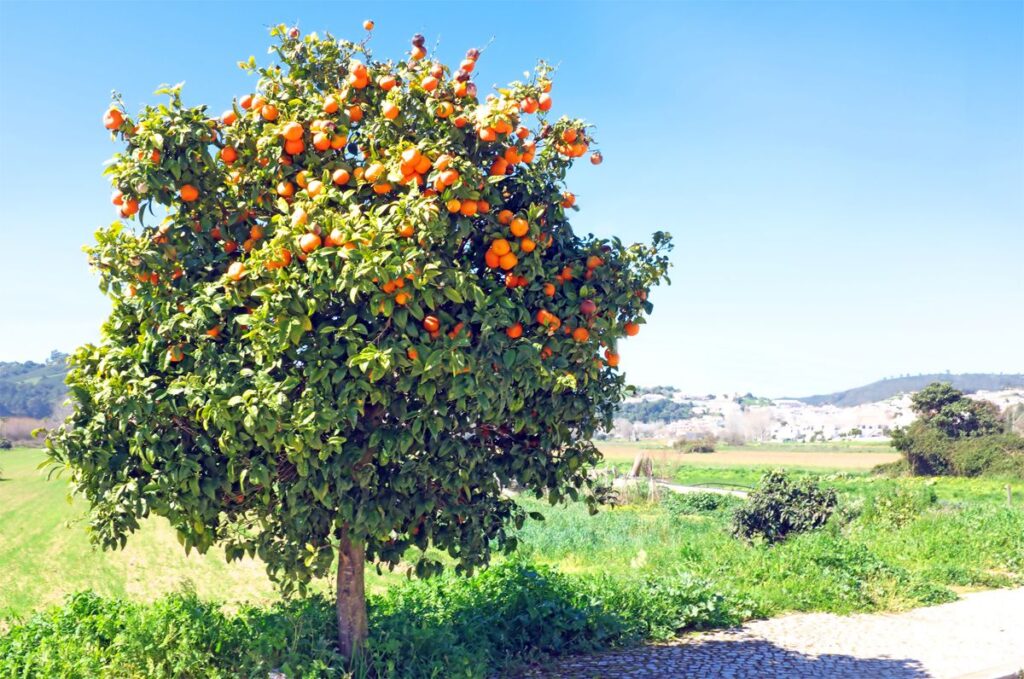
[517,637,931,678]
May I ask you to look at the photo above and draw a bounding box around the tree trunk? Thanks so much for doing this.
[336,525,368,661]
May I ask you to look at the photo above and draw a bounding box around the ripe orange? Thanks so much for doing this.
[484,249,500,268]
[284,138,305,155]
[227,261,245,281]
[205,325,221,339]
[422,75,439,92]
[382,102,399,119]
[179,184,199,202]
[365,162,385,182]
[167,346,184,363]
[103,108,124,129]
[240,94,254,110]
[604,349,620,367]
[277,181,295,197]
[332,168,351,185]
[299,232,322,253]
[291,207,308,226]
[313,132,331,151]
[520,237,536,253]
[395,292,410,305]
[543,282,555,297]
[323,95,339,114]
[561,192,576,208]
[510,217,529,237]
[539,93,552,111]
[587,255,604,269]
[220,146,238,164]
[261,104,279,121]
[490,238,511,256]
[363,19,374,30]
[423,315,440,333]
[459,199,478,217]
[498,252,518,270]
[378,75,398,91]
[282,122,304,141]
[307,180,323,197]
[398,223,415,238]
[590,151,603,165]
[446,199,461,213]
[435,101,454,118]
[506,323,523,339]
[624,322,640,337]
[497,209,514,225]
[572,327,590,342]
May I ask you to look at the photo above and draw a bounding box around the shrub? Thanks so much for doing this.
[732,470,837,544]
[892,421,1024,478]
[662,491,743,516]
[0,562,748,678]
[861,482,937,528]
[673,436,716,453]
[0,438,12,450]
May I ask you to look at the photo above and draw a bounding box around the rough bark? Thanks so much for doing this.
[336,525,368,661]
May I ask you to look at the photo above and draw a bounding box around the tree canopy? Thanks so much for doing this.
[45,23,671,654]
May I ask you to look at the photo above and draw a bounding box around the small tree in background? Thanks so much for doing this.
[46,23,671,657]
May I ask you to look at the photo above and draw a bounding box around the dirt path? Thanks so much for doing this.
[523,587,1024,678]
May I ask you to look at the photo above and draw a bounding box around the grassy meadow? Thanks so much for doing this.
[3,442,1022,622]
[3,442,1023,676]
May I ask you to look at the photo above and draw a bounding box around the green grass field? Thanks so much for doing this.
[3,444,1022,625]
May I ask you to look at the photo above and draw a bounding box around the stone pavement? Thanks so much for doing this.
[519,587,1024,678]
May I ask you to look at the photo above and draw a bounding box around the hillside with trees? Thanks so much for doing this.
[0,352,69,418]
[797,373,1024,408]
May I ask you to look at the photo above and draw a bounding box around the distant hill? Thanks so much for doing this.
[0,352,69,418]
[795,373,1024,408]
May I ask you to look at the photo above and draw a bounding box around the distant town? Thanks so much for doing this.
[611,386,1024,444]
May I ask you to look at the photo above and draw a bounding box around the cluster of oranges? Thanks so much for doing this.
[99,21,655,376]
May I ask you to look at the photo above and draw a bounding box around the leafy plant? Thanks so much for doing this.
[43,22,672,656]
[732,470,837,543]
[861,482,937,528]
[662,491,742,516]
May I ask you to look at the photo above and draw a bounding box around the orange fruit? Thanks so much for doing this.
[307,180,323,197]
[282,122,304,141]
[299,232,322,253]
[205,325,221,338]
[497,209,514,225]
[363,19,374,30]
[543,282,555,297]
[446,199,461,213]
[227,261,245,281]
[398,223,415,238]
[459,200,478,217]
[407,347,418,360]
[378,75,398,91]
[604,349,620,367]
[261,104,279,121]
[240,94,254,110]
[484,249,500,268]
[347,105,363,122]
[167,346,184,363]
[365,162,385,182]
[590,151,603,165]
[520,237,536,253]
[498,252,518,270]
[572,327,590,342]
[220,146,238,164]
[510,217,529,237]
[561,192,576,208]
[179,184,199,202]
[382,102,399,119]
[395,292,410,305]
[277,181,295,197]
[624,322,640,337]
[539,93,552,111]
[284,138,305,155]
[423,315,440,333]
[332,168,351,185]
[506,323,523,339]
[313,132,331,151]
[103,108,124,129]
[490,238,511,256]
[323,95,340,114]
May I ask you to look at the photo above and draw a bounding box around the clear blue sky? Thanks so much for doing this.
[0,1,1020,397]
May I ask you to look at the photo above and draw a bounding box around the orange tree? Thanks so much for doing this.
[46,23,671,658]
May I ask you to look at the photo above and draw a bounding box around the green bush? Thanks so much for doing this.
[861,482,937,527]
[892,421,1024,478]
[0,437,12,449]
[732,470,837,544]
[673,436,716,453]
[0,561,748,678]
[662,491,743,516]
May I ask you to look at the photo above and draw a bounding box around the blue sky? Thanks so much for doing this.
[0,1,1020,397]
